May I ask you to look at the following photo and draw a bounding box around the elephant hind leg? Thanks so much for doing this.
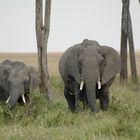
[99,88,109,111]
[64,86,76,112]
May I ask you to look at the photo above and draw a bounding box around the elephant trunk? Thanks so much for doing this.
[6,93,26,108]
[8,91,19,108]
[84,69,100,113]
[85,81,97,112]
[6,85,26,108]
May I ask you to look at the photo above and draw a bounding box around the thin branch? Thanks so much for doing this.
[44,0,51,35]
[36,0,43,47]
[128,11,138,84]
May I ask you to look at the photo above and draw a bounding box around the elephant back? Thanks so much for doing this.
[11,61,26,69]
[1,60,12,66]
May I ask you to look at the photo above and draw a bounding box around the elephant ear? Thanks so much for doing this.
[0,65,11,92]
[27,66,39,89]
[99,46,121,85]
[66,44,82,84]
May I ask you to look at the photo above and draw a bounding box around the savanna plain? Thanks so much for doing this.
[0,52,140,140]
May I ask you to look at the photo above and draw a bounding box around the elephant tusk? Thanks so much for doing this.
[80,81,84,90]
[22,94,26,104]
[98,81,101,89]
[6,96,10,104]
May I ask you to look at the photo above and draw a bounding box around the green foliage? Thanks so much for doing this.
[0,76,140,140]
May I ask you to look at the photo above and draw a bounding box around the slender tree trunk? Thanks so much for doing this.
[128,11,138,84]
[120,31,128,83]
[120,0,129,83]
[36,0,52,102]
[120,0,138,85]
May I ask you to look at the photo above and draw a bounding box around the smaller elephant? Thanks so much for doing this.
[59,39,121,113]
[0,60,39,108]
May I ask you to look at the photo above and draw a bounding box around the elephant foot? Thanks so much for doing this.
[100,101,109,111]
[90,108,100,114]
[69,108,76,113]
[100,92,109,111]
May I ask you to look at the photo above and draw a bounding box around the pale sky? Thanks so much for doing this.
[0,0,140,52]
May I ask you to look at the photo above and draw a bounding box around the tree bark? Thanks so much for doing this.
[128,11,138,84]
[120,0,138,85]
[36,0,52,102]
[120,31,128,83]
[120,0,129,83]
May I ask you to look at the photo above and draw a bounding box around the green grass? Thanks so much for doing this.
[0,77,140,140]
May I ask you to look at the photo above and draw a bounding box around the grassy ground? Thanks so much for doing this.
[0,53,140,139]
[0,77,140,140]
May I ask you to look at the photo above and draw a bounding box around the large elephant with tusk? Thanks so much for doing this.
[0,60,39,108]
[58,39,121,113]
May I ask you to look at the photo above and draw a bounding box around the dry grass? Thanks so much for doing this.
[0,51,140,76]
[0,52,62,76]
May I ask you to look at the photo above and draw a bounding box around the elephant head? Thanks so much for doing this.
[0,60,39,108]
[82,39,99,47]
[77,43,121,112]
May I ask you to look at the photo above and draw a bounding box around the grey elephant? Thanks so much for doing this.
[58,39,121,113]
[0,60,39,108]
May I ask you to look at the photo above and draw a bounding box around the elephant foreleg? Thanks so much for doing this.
[74,84,81,111]
[99,88,109,111]
[64,86,76,112]
[79,89,88,110]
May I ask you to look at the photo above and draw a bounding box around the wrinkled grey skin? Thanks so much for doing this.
[0,60,39,108]
[59,39,121,113]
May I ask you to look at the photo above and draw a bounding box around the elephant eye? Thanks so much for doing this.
[24,81,29,89]
[99,58,105,65]
[24,77,29,82]
[7,79,11,84]
[24,80,29,84]
[78,60,82,66]
[24,79,29,85]
[78,61,82,74]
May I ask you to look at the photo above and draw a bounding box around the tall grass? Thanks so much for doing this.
[0,77,140,140]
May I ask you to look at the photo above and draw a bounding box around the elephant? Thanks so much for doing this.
[0,60,39,108]
[58,39,121,113]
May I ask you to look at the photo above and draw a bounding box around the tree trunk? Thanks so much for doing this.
[128,11,138,84]
[120,31,128,83]
[36,0,52,102]
[120,0,138,85]
[120,0,129,83]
